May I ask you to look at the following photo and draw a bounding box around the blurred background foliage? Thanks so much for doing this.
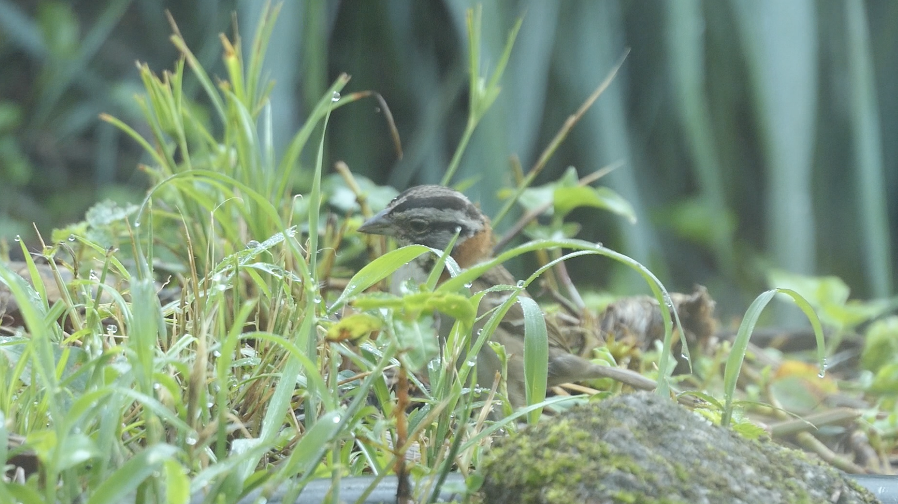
[0,0,894,318]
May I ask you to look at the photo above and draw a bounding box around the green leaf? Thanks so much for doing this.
[732,419,768,441]
[86,444,179,504]
[164,459,190,504]
[766,269,850,309]
[721,288,825,427]
[507,166,580,214]
[353,291,476,328]
[37,1,79,57]
[277,410,344,479]
[666,198,737,246]
[84,199,139,227]
[554,186,637,223]
[721,290,777,427]
[393,314,440,371]
[56,433,101,471]
[861,316,898,373]
[423,292,476,325]
[325,313,382,342]
[323,174,398,212]
[523,222,582,241]
[328,245,431,314]
[520,297,548,424]
[5,484,44,504]
[869,362,898,396]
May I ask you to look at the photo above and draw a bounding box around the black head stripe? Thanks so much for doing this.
[392,195,469,214]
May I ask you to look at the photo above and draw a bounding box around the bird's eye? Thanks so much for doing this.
[408,219,428,233]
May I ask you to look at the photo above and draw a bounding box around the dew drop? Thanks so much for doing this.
[246,240,260,249]
[595,241,603,248]
[89,270,99,281]
[516,280,525,288]
[14,235,20,242]
[106,325,118,335]
[134,221,141,228]
[68,234,76,242]
[331,415,341,423]
[817,359,827,378]
[212,350,221,358]
[466,359,477,367]
[332,91,341,102]
[680,353,690,362]
[153,382,161,390]
[185,433,198,446]
[464,282,473,289]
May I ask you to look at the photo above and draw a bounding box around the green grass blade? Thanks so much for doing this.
[520,297,548,423]
[85,444,179,504]
[327,245,431,314]
[721,287,826,426]
[721,290,776,426]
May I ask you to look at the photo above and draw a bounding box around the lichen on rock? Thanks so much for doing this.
[479,392,879,504]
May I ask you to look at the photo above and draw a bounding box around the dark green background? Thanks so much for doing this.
[1,0,894,314]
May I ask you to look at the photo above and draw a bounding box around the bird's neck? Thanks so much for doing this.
[452,219,494,269]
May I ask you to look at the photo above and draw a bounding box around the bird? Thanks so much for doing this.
[357,184,656,406]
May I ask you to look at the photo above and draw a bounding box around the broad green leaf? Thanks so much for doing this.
[861,316,898,373]
[393,314,440,371]
[323,174,398,212]
[326,313,383,342]
[328,245,431,314]
[84,199,139,227]
[869,362,898,396]
[505,166,580,214]
[554,186,637,223]
[767,269,850,309]
[667,198,737,247]
[353,292,476,327]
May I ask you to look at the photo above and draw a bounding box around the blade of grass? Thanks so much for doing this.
[519,297,548,423]
[721,288,825,426]
[442,7,523,186]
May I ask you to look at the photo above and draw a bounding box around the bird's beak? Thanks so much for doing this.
[357,208,395,236]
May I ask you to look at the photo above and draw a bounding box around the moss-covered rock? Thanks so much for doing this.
[479,392,879,504]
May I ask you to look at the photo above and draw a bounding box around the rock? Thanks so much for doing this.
[479,392,879,504]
